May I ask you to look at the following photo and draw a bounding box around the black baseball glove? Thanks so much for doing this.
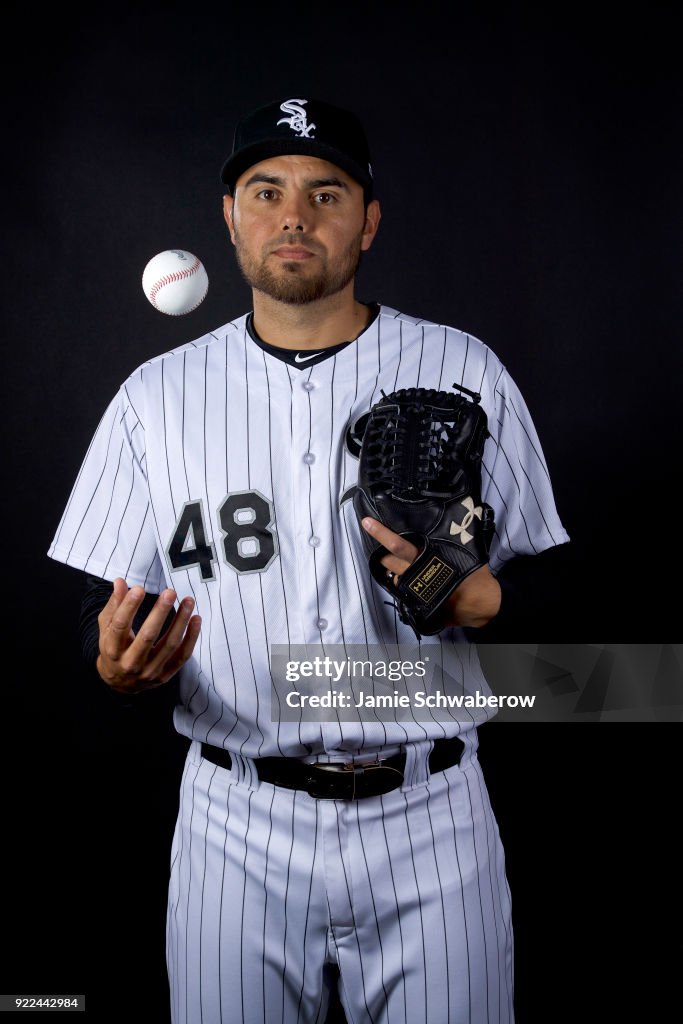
[353,384,495,638]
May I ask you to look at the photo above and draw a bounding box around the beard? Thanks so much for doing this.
[233,227,364,305]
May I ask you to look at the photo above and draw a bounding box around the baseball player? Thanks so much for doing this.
[49,97,569,1023]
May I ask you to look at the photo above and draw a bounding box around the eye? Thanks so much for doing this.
[256,188,279,201]
[313,192,337,205]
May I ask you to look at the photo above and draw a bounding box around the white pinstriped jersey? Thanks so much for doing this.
[48,305,569,758]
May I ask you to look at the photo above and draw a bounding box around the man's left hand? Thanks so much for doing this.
[360,517,501,629]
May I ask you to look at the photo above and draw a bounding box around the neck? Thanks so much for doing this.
[251,286,370,350]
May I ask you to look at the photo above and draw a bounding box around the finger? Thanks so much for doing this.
[101,584,150,658]
[135,596,197,676]
[153,596,197,656]
[122,589,180,665]
[98,577,131,631]
[156,613,202,684]
[137,601,200,684]
[361,517,420,563]
[379,554,412,580]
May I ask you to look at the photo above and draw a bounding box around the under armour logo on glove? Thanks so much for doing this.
[277,99,316,137]
[449,497,484,545]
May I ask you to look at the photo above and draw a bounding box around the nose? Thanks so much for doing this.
[280,192,310,232]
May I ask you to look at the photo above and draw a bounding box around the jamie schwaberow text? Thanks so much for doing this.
[285,689,536,709]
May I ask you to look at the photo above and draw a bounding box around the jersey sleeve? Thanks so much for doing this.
[47,381,168,592]
[482,363,570,573]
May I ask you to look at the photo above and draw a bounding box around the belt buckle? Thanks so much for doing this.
[341,756,382,773]
[305,757,403,800]
[304,765,355,800]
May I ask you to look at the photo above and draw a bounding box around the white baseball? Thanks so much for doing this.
[142,249,209,316]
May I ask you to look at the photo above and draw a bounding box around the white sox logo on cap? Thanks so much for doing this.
[277,99,316,138]
[449,496,484,544]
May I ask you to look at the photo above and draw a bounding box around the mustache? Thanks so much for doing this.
[269,235,324,254]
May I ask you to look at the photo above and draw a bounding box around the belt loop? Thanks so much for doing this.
[402,741,432,789]
[232,753,261,790]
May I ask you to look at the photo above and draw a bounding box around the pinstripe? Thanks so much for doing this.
[162,358,176,509]
[83,440,126,561]
[280,792,299,1024]
[436,326,447,391]
[100,451,139,574]
[261,786,277,1024]
[197,763,214,1024]
[50,403,112,550]
[463,767,490,1021]
[506,395,553,483]
[124,504,152,583]
[217,773,234,1022]
[478,776,503,1022]
[121,382,144,434]
[262,350,291,756]
[425,786,452,1021]
[239,791,255,1021]
[200,577,235,745]
[515,459,561,543]
[338,341,371,649]
[402,788,429,1021]
[181,352,191,497]
[185,763,200,1024]
[303,366,325,646]
[368,313,382,408]
[443,768,473,1022]
[377,793,408,1024]
[168,753,195,1024]
[481,462,522,560]
[477,347,490,396]
[354,802,391,1012]
[458,333,471,391]
[64,414,119,560]
[333,807,374,1022]
[233,332,267,757]
[488,439,541,552]
[179,346,211,720]
[326,356,347,646]
[295,797,321,1023]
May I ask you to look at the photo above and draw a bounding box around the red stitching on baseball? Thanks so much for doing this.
[149,257,202,308]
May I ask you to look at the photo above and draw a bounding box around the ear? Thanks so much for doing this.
[360,199,382,252]
[223,194,236,244]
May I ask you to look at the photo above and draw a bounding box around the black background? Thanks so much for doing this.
[3,4,681,1022]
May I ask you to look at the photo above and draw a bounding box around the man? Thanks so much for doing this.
[49,96,569,1023]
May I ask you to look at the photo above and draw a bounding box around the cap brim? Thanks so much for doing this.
[221,138,372,194]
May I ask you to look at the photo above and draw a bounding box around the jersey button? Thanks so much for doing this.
[303,452,315,465]
[316,618,328,630]
[302,381,315,391]
[309,535,321,546]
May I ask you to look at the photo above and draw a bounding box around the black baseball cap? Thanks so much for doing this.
[220,97,374,199]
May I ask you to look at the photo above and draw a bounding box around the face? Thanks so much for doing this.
[223,155,381,305]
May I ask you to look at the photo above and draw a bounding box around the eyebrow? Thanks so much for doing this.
[242,173,349,190]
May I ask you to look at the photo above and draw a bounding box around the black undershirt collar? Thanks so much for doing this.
[245,302,381,369]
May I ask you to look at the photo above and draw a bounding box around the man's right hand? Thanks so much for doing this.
[96,578,201,694]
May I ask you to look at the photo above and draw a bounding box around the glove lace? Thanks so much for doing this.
[364,399,464,498]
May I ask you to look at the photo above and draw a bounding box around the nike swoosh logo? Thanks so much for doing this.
[294,351,322,363]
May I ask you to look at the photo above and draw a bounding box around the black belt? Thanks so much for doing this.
[199,736,464,800]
